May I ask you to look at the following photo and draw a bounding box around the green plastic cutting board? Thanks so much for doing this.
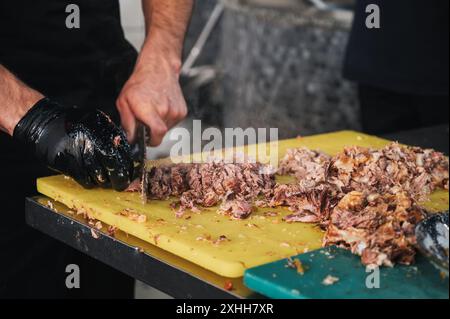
[244,246,449,299]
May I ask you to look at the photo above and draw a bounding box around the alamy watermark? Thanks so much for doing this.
[365,264,381,289]
[65,4,80,29]
[168,120,279,168]
[366,4,381,29]
[65,264,80,289]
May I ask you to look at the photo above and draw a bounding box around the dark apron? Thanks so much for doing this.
[0,0,137,298]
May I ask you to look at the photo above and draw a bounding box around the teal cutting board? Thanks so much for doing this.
[244,246,449,299]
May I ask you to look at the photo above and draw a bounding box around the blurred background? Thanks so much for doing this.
[119,0,358,298]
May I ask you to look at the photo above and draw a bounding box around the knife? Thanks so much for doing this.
[131,124,150,203]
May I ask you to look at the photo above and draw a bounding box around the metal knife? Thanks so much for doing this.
[132,124,150,204]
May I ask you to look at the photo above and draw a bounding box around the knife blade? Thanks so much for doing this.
[132,124,150,203]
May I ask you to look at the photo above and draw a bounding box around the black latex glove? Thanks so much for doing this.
[14,98,134,191]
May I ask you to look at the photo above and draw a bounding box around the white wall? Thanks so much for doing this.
[119,0,146,50]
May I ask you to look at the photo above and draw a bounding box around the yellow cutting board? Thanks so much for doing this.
[37,131,449,278]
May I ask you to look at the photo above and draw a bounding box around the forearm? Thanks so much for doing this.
[139,0,194,72]
[0,65,44,136]
[117,1,192,144]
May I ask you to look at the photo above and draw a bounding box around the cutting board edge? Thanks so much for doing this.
[36,178,249,278]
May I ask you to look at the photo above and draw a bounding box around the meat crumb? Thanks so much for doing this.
[107,226,118,237]
[213,235,230,245]
[287,258,306,275]
[322,275,339,286]
[90,228,100,239]
[153,234,161,245]
[137,214,147,223]
[47,201,56,212]
[264,211,279,217]
[118,208,147,223]
[94,221,103,230]
[113,135,122,147]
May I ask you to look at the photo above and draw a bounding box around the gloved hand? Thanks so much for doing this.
[13,98,134,191]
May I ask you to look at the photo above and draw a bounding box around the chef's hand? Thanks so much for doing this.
[116,52,188,146]
[13,98,134,191]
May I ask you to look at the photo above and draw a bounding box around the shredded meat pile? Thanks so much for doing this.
[323,191,426,266]
[145,161,275,219]
[278,148,330,189]
[128,142,448,266]
[270,142,449,266]
[261,183,340,225]
[327,143,449,200]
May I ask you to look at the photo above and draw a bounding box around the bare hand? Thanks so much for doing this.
[117,54,188,146]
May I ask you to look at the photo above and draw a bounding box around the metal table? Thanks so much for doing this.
[25,125,449,299]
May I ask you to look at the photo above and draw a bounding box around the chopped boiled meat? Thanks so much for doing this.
[128,142,448,267]
[278,143,449,201]
[143,161,275,219]
[125,178,142,192]
[327,143,449,200]
[261,143,447,266]
[278,148,331,189]
[219,198,253,219]
[266,183,339,225]
[323,191,426,266]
